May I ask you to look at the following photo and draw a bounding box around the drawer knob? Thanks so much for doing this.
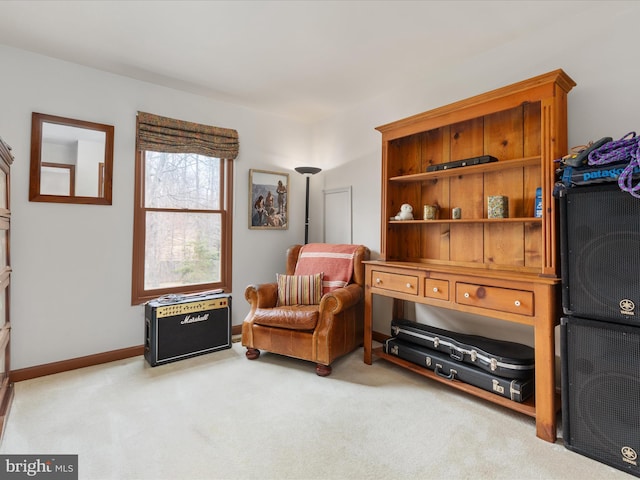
[514,300,521,307]
[464,292,470,298]
[376,278,381,284]
[433,287,439,293]
[406,283,412,288]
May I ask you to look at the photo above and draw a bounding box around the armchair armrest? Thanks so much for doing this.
[244,283,278,308]
[319,283,363,315]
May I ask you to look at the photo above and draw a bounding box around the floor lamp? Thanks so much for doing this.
[295,166,322,244]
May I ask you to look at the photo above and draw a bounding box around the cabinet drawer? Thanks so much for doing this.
[456,283,534,316]
[371,270,419,295]
[424,278,449,301]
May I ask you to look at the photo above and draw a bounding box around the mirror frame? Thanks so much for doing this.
[30,112,114,205]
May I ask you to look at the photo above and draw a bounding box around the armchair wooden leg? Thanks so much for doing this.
[245,348,260,360]
[316,364,332,377]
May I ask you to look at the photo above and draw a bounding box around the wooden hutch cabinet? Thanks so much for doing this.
[363,70,576,443]
[0,136,13,441]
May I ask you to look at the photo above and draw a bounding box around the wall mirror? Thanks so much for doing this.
[30,112,114,205]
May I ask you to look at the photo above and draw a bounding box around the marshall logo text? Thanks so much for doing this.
[181,313,210,325]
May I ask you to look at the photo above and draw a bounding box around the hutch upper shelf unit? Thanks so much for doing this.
[364,70,576,443]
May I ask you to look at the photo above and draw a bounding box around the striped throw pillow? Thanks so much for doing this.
[277,273,323,306]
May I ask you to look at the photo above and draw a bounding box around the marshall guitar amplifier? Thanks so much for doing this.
[145,292,232,366]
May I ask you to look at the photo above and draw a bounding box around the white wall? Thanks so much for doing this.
[0,45,310,370]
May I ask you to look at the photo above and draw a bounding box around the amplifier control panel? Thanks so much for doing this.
[154,297,229,318]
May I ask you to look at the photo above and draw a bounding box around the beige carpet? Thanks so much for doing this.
[0,343,628,480]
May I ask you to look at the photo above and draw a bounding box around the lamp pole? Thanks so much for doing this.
[295,166,322,244]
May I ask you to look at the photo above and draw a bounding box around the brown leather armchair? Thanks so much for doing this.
[242,243,370,376]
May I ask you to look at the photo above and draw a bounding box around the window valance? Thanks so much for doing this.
[137,111,239,160]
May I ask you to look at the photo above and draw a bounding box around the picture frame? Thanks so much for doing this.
[249,169,289,229]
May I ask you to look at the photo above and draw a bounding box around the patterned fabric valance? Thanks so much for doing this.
[137,111,239,160]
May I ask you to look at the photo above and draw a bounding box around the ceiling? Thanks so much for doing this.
[0,1,600,123]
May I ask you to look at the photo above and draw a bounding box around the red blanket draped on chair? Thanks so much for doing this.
[294,243,359,294]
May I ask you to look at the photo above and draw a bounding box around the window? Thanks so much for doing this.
[132,113,238,305]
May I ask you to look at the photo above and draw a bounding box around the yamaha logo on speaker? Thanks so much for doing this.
[622,446,638,466]
[620,299,636,316]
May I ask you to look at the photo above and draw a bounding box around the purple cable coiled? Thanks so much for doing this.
[588,132,640,198]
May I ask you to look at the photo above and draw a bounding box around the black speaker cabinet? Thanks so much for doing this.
[561,316,640,477]
[145,293,231,366]
[560,183,640,325]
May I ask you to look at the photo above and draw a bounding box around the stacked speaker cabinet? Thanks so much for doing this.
[560,183,640,477]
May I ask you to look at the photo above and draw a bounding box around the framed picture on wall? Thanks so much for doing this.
[249,169,289,229]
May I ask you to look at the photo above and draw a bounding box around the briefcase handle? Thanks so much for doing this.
[434,363,457,381]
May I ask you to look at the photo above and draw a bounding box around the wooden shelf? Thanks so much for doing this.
[389,156,540,183]
[389,217,543,225]
[373,346,537,417]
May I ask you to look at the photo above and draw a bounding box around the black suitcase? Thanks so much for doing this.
[384,337,535,402]
[391,319,535,380]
